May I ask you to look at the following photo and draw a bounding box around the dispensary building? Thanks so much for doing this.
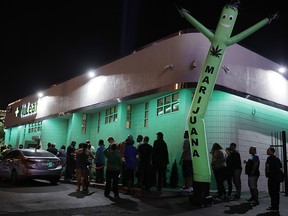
[4,31,288,191]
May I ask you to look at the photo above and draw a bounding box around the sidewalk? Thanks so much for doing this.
[60,177,288,215]
[60,177,185,197]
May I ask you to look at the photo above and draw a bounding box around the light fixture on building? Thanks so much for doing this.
[37,92,44,98]
[222,65,230,73]
[87,69,96,78]
[252,107,256,116]
[278,66,287,74]
[164,64,174,70]
[191,60,197,69]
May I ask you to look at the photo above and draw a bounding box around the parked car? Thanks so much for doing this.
[0,148,62,185]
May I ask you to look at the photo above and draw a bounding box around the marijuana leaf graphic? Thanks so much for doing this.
[209,45,222,58]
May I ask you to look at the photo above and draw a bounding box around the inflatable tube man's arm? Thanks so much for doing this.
[179,8,214,41]
[226,11,280,46]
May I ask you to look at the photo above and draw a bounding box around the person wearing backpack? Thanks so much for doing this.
[244,146,260,206]
[265,147,283,213]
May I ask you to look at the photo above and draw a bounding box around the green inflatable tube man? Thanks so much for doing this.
[179,1,278,199]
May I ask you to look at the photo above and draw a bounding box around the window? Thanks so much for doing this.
[157,92,179,116]
[28,121,42,133]
[144,102,149,127]
[105,106,118,124]
[97,112,101,133]
[82,114,87,134]
[126,105,132,128]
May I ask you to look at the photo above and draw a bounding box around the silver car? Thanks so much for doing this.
[0,148,62,184]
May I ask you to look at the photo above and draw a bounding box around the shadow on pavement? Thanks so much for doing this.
[68,190,96,198]
[224,202,253,214]
[110,198,139,211]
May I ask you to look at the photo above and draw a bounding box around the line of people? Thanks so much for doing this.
[210,142,243,201]
[104,132,169,198]
[243,146,283,213]
[62,132,170,198]
[211,143,283,213]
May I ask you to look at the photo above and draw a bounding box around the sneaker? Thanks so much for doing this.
[188,187,193,193]
[182,187,193,193]
[181,186,189,191]
[266,207,273,211]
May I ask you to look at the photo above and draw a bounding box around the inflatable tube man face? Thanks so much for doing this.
[215,4,238,39]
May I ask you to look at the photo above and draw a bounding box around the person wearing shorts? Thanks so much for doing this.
[179,130,193,193]
[244,146,260,206]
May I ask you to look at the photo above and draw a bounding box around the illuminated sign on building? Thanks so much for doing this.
[15,102,38,118]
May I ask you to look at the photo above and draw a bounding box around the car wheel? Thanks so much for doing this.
[11,170,18,184]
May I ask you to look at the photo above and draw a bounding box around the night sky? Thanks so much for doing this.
[2,0,287,110]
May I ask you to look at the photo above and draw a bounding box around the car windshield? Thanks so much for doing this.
[22,150,56,157]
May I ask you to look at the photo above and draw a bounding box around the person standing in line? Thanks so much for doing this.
[7,144,14,152]
[137,136,153,190]
[64,141,76,182]
[86,141,96,165]
[210,143,228,199]
[46,142,52,152]
[103,143,122,199]
[86,140,96,158]
[95,139,106,183]
[152,132,169,192]
[179,130,193,193]
[135,135,143,186]
[136,135,143,149]
[265,147,282,213]
[244,146,260,206]
[50,143,59,156]
[107,137,117,147]
[75,142,94,193]
[86,141,95,181]
[2,144,14,156]
[225,147,234,198]
[58,145,67,164]
[122,135,138,195]
[107,136,124,183]
[58,145,67,176]
[226,143,242,199]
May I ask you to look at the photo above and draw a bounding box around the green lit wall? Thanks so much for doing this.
[4,88,288,191]
[40,118,68,149]
[206,91,288,192]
